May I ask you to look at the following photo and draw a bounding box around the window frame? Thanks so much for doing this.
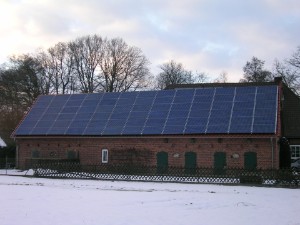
[290,145,300,159]
[102,149,108,163]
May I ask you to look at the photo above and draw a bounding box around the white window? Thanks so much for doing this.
[290,145,300,159]
[102,149,108,163]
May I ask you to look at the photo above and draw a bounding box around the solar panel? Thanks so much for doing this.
[166,118,187,126]
[163,125,185,134]
[189,109,210,118]
[168,109,189,118]
[142,126,164,135]
[144,118,165,127]
[30,127,49,135]
[66,127,86,135]
[102,126,124,135]
[125,118,145,126]
[16,127,32,135]
[155,97,173,104]
[123,126,144,135]
[37,95,54,103]
[14,85,279,136]
[110,112,130,119]
[84,119,106,135]
[184,125,206,134]
[27,108,46,118]
[195,88,214,95]
[137,98,155,107]
[206,125,229,133]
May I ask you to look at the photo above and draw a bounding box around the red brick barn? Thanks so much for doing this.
[12,78,300,170]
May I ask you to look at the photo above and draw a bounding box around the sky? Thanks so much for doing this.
[0,0,299,82]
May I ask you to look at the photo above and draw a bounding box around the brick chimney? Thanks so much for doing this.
[274,77,282,84]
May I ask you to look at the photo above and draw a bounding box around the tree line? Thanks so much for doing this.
[241,50,300,94]
[0,34,300,145]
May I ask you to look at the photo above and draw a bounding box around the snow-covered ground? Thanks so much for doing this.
[0,169,34,176]
[0,170,299,225]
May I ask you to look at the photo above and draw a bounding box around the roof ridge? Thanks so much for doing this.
[165,81,277,90]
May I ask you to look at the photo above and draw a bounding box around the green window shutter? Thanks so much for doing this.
[31,150,40,158]
[185,152,197,174]
[214,152,226,174]
[244,152,257,170]
[67,151,77,159]
[156,151,168,174]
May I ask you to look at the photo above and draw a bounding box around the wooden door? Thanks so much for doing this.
[185,152,197,174]
[157,151,168,174]
[244,152,257,170]
[214,152,226,174]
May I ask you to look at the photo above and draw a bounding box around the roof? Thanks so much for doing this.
[13,85,279,137]
[165,81,278,90]
[0,137,6,147]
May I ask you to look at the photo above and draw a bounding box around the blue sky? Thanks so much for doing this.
[0,0,299,81]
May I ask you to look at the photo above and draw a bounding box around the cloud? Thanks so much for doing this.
[0,0,299,82]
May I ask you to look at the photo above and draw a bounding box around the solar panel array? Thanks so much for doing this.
[14,85,278,136]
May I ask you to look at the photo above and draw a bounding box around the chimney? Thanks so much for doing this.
[274,77,282,84]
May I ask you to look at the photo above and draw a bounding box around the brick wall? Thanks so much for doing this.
[288,138,300,145]
[16,136,280,169]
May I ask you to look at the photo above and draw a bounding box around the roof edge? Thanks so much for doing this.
[165,81,277,90]
[14,133,279,139]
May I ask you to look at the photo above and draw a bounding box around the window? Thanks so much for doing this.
[185,152,197,174]
[156,151,168,174]
[290,145,300,159]
[67,150,77,159]
[102,149,108,163]
[244,152,257,170]
[31,150,40,158]
[214,152,226,175]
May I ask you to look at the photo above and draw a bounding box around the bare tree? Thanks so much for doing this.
[194,72,209,83]
[240,57,273,82]
[69,35,104,93]
[274,65,300,95]
[289,46,300,69]
[35,51,53,95]
[2,35,151,94]
[99,38,150,92]
[273,47,300,95]
[274,60,299,92]
[214,71,228,83]
[46,42,75,94]
[156,60,194,90]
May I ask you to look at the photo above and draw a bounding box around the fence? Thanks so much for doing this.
[31,160,300,187]
[0,158,16,169]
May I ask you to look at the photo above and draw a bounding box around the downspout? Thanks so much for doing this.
[270,137,274,169]
[272,77,283,170]
[16,143,19,168]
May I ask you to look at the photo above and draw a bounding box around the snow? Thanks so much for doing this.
[0,169,34,176]
[0,137,6,147]
[0,170,299,225]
